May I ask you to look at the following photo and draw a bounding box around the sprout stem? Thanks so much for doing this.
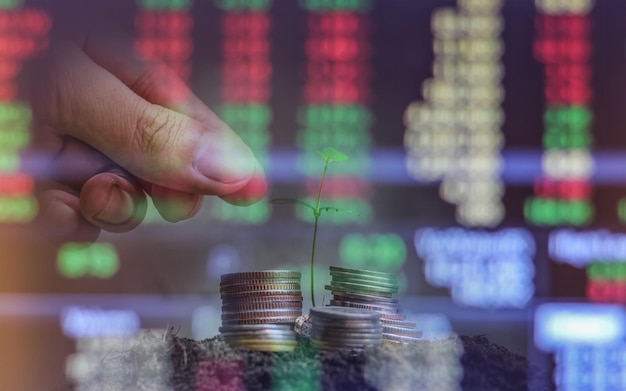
[310,158,331,307]
[310,215,319,307]
[315,160,330,211]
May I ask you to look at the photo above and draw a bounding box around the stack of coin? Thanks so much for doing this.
[326,266,422,344]
[219,270,302,352]
[310,306,382,351]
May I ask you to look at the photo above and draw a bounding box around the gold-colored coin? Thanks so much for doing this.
[227,340,297,352]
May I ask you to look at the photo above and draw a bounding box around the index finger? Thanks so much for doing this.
[80,22,269,204]
[30,35,265,200]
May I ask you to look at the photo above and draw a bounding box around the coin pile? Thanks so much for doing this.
[219,270,303,352]
[310,306,382,351]
[326,266,422,344]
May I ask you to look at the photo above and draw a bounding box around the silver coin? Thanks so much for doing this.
[221,330,295,338]
[330,291,399,304]
[311,320,382,328]
[380,319,417,328]
[311,317,382,326]
[311,340,380,350]
[221,278,301,287]
[383,325,422,338]
[221,270,301,283]
[222,333,295,339]
[326,284,394,297]
[328,281,398,294]
[331,276,399,291]
[382,333,422,343]
[313,330,384,339]
[221,289,303,298]
[223,294,303,303]
[330,279,398,292]
[221,283,301,293]
[221,316,299,326]
[330,269,397,282]
[310,319,382,328]
[312,340,382,349]
[228,339,297,347]
[311,335,382,344]
[311,323,382,332]
[312,339,382,348]
[329,278,397,289]
[311,306,381,320]
[220,327,295,334]
[223,335,296,343]
[219,324,293,332]
[222,296,303,307]
[311,328,383,339]
[221,335,296,342]
[330,299,401,314]
[329,266,395,279]
[221,307,303,315]
[223,301,302,312]
[222,309,302,321]
[380,312,407,321]
[312,338,382,347]
[330,271,397,283]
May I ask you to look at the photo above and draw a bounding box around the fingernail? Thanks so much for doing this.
[93,185,134,225]
[153,190,202,223]
[194,140,255,184]
[221,163,268,205]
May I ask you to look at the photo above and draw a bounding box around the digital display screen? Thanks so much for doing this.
[1,0,626,389]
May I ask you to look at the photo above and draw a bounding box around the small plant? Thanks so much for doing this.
[272,147,352,307]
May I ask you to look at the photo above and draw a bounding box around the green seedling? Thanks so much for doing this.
[272,147,352,307]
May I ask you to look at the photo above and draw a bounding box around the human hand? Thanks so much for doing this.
[27,22,267,242]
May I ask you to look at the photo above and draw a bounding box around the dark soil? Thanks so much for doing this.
[169,335,551,391]
[68,331,550,390]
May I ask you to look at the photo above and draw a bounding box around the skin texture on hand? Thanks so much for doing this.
[26,15,267,242]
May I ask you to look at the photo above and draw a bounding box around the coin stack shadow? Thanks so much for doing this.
[325,266,422,344]
[219,270,303,352]
[310,306,383,351]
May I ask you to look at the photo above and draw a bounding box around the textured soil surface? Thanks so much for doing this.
[170,335,550,391]
[69,331,550,390]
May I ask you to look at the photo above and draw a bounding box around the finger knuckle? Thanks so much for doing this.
[130,67,162,101]
[134,105,183,156]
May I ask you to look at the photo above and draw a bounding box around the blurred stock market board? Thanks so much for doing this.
[2,0,626,390]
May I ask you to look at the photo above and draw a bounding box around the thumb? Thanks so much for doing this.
[31,38,261,197]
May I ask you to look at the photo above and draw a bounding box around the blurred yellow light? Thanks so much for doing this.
[535,0,593,14]
[458,200,504,227]
[542,149,594,179]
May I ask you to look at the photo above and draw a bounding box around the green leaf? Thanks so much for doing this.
[270,198,316,211]
[319,206,356,214]
[316,147,349,163]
